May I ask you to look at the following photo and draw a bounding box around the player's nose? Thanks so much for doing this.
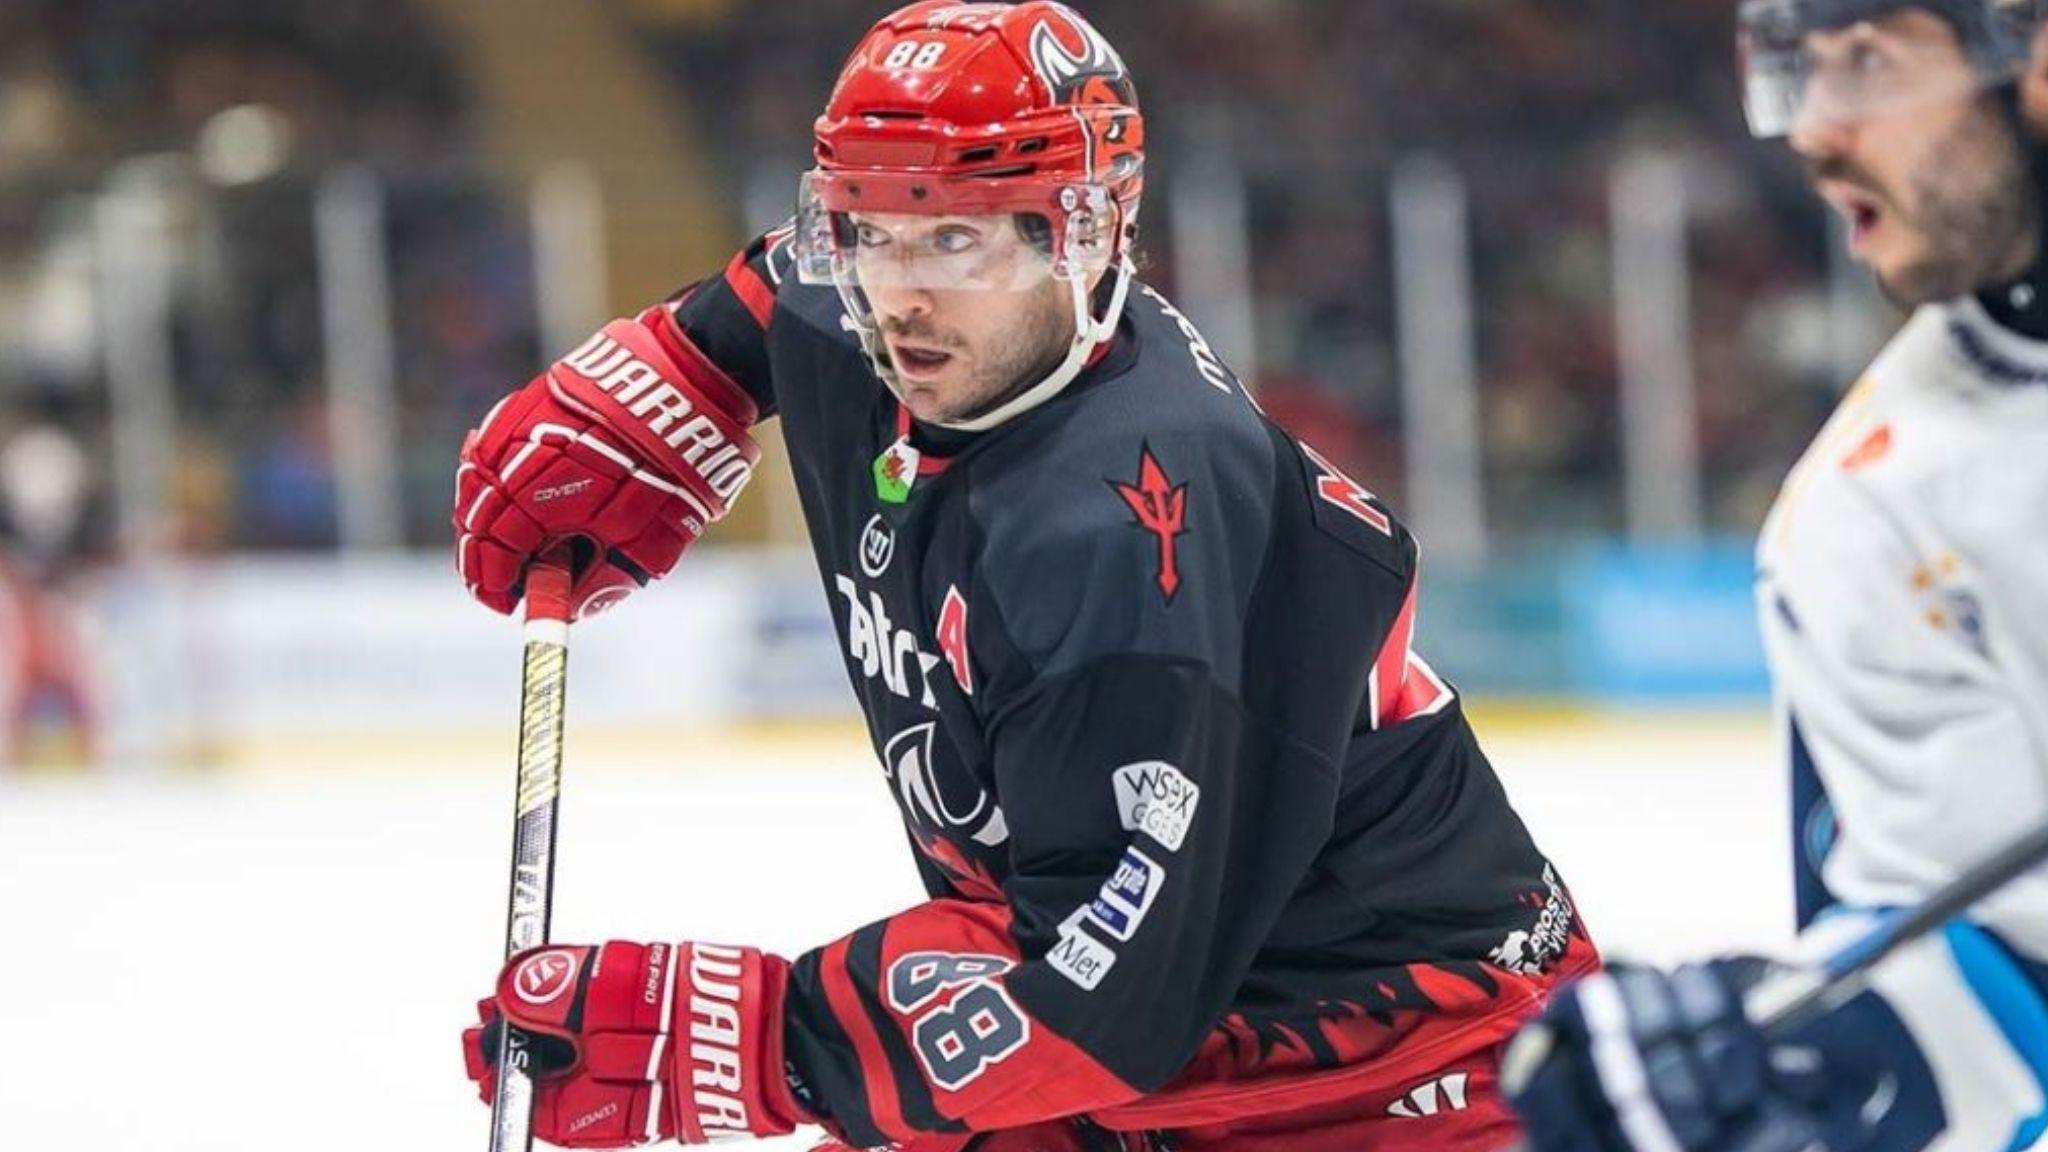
[1787,101,1854,166]
[869,283,934,327]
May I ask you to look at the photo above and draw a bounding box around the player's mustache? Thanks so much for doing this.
[1804,157,1890,206]
[878,317,962,348]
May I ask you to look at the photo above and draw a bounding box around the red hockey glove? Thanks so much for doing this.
[807,1123,1139,1152]
[463,941,807,1147]
[807,1135,992,1152]
[454,306,761,617]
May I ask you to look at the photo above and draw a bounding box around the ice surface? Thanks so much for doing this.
[0,715,1784,1152]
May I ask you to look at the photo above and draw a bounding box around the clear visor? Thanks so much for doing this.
[793,171,1113,293]
[830,213,1059,292]
[1739,5,2021,137]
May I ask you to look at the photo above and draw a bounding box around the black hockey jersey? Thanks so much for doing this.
[667,228,1597,1145]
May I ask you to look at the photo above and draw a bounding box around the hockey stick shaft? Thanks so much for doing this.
[487,554,576,1152]
[1742,816,2048,1030]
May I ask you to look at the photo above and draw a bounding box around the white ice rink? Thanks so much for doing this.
[0,714,1787,1152]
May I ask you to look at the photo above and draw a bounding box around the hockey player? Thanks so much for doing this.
[450,3,1598,1149]
[1503,3,2048,1151]
[0,412,101,768]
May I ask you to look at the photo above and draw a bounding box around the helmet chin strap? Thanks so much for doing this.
[844,257,1136,434]
[1971,92,2048,337]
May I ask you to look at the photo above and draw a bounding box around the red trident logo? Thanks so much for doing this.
[1112,446,1188,602]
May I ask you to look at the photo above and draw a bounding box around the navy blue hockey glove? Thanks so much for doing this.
[1502,959,1946,1152]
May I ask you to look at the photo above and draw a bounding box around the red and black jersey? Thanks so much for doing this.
[668,229,1599,1146]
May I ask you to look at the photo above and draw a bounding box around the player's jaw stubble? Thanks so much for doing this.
[883,280,1078,426]
[1813,98,2040,308]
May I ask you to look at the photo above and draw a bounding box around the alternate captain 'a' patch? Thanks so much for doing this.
[1109,444,1189,603]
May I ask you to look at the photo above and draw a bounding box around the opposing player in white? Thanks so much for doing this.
[1503,3,2048,1151]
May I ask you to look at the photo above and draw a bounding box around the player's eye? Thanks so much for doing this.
[1845,41,1891,78]
[854,223,892,249]
[931,226,980,255]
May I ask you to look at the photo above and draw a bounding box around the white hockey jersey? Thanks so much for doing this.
[1758,294,2048,964]
[1756,296,2048,1152]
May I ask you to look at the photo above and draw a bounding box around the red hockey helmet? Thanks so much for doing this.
[794,1,1147,429]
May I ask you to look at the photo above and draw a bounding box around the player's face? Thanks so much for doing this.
[1787,11,2038,305]
[853,213,1081,425]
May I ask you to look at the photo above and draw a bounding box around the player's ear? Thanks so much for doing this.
[2023,21,2048,135]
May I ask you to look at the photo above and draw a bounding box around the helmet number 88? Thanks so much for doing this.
[884,41,948,69]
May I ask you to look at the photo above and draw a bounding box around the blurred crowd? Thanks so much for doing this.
[0,0,464,172]
[0,0,514,764]
[0,0,1883,569]
[0,0,525,563]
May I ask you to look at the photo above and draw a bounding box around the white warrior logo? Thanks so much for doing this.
[885,723,1009,847]
[921,4,1006,31]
